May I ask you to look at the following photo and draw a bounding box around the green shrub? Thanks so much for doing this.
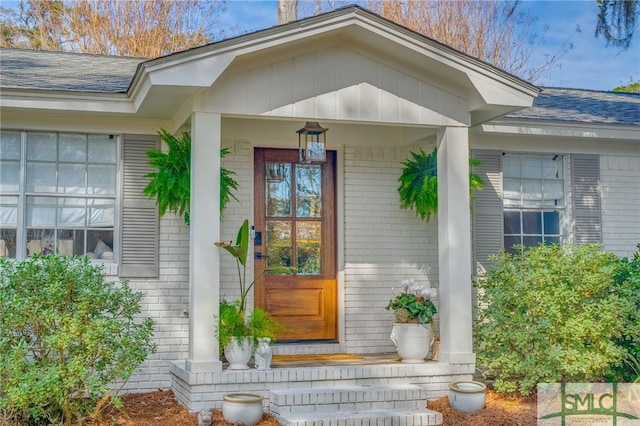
[0,255,156,425]
[607,245,640,382]
[474,244,639,395]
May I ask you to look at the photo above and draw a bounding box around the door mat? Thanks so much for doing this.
[271,353,364,362]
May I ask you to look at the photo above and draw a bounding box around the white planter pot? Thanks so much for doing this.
[448,381,487,413]
[390,323,434,363]
[222,393,263,425]
[224,336,253,370]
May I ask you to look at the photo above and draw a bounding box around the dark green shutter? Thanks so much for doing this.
[571,154,601,244]
[472,150,503,273]
[119,134,160,278]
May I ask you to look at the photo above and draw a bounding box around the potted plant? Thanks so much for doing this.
[143,129,239,224]
[386,279,437,363]
[215,219,287,369]
[397,146,484,222]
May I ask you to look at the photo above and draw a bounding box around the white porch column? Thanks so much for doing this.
[436,126,475,365]
[186,111,222,372]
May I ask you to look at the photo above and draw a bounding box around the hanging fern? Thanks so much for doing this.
[143,129,239,225]
[397,147,484,222]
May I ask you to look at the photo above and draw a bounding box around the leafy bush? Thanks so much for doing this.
[606,245,640,382]
[0,255,156,425]
[474,244,639,395]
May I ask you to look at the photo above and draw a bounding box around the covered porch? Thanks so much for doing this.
[130,6,538,418]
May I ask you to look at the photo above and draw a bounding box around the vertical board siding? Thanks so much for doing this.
[571,154,602,244]
[120,134,160,278]
[471,150,503,274]
[206,46,467,126]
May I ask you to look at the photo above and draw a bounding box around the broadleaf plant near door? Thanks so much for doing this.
[143,129,239,224]
[397,147,484,222]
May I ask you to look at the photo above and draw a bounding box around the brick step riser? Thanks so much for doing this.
[271,388,428,415]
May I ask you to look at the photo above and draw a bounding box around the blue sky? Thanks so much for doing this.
[221,0,639,91]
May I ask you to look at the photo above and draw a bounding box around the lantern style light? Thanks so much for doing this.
[297,121,328,163]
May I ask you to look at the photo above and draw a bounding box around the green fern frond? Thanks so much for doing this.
[143,129,239,225]
[397,147,485,222]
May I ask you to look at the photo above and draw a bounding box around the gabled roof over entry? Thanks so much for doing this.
[2,6,539,126]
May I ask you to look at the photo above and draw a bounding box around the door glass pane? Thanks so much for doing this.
[296,221,321,275]
[58,163,86,194]
[27,162,57,193]
[0,130,21,160]
[27,132,57,160]
[88,199,115,226]
[266,163,291,217]
[266,220,292,270]
[58,198,86,226]
[296,165,322,218]
[26,196,56,226]
[0,160,20,192]
[88,164,116,195]
[59,133,86,162]
[88,135,117,163]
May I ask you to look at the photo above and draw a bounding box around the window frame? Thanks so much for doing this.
[0,129,120,261]
[501,152,567,252]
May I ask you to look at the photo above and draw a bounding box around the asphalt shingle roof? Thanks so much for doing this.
[0,48,144,93]
[507,87,640,126]
[1,48,639,126]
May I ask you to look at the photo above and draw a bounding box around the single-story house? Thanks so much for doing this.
[1,5,639,422]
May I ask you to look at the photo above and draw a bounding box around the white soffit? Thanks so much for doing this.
[479,119,640,142]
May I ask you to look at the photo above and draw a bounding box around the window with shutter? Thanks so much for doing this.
[119,134,159,278]
[571,154,601,244]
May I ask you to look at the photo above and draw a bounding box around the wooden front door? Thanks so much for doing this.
[254,148,337,341]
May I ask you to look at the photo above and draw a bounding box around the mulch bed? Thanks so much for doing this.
[427,389,537,426]
[87,388,536,426]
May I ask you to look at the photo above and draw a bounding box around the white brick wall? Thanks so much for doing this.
[219,139,255,306]
[343,146,439,354]
[601,155,640,257]
[121,216,190,392]
[125,142,444,390]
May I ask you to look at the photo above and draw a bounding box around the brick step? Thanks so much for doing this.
[274,408,442,426]
[270,384,443,426]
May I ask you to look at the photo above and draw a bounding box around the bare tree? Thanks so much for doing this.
[0,0,227,57]
[278,0,298,25]
[366,0,571,84]
[596,0,638,49]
